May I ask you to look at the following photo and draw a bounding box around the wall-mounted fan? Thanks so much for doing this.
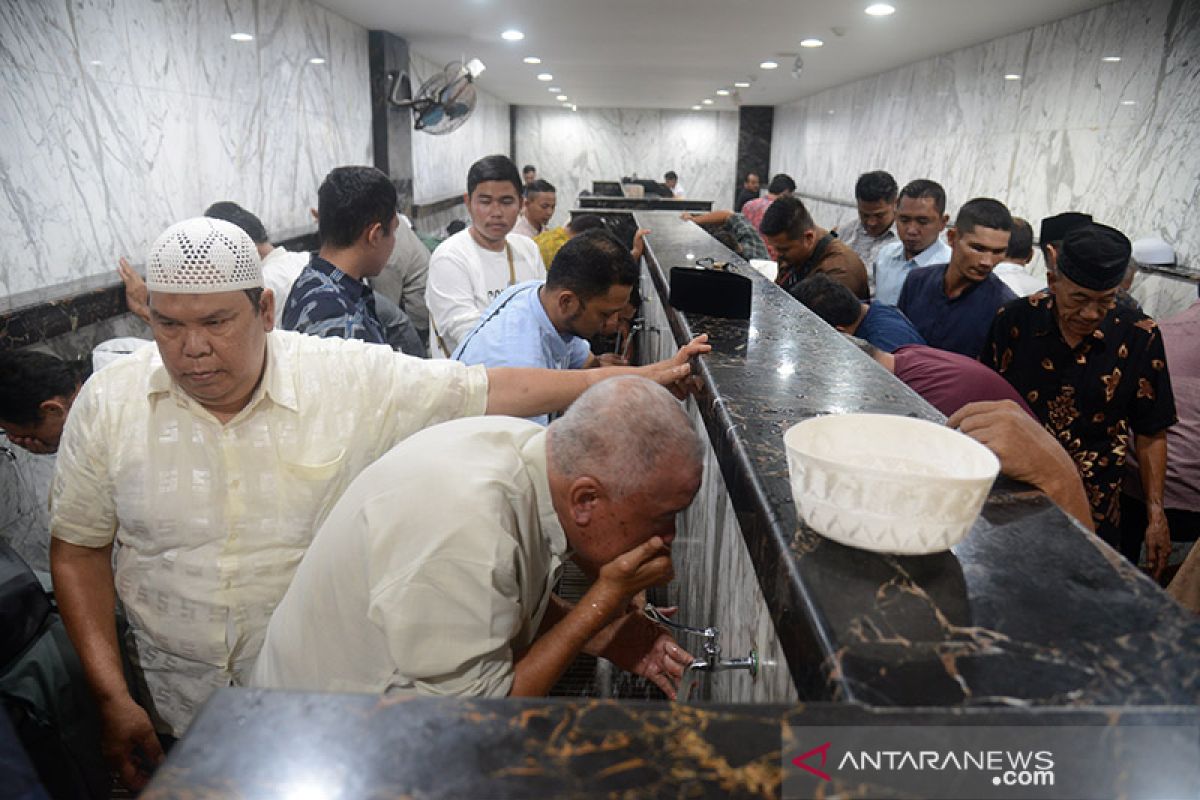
[388,59,485,135]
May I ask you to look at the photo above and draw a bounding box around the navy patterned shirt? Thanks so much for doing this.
[282,255,387,345]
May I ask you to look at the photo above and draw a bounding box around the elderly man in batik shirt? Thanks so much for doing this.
[982,224,1176,575]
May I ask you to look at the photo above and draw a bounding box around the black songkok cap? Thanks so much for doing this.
[1056,223,1131,291]
[1038,212,1092,246]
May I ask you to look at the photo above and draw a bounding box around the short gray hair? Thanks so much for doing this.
[548,376,702,498]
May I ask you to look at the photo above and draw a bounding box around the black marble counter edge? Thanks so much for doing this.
[144,689,1200,798]
[0,227,318,351]
[633,210,1200,709]
[640,225,843,701]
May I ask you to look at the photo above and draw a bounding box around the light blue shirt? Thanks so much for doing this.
[453,280,591,425]
[872,239,952,306]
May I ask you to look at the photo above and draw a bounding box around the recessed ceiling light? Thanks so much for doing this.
[523,56,542,64]
[89,59,102,66]
[760,60,778,70]
[562,102,572,107]
[537,73,553,81]
[1102,55,1121,62]
[308,57,325,65]
[556,94,568,101]
[800,38,824,48]
[702,98,714,105]
[864,3,895,16]
[691,105,702,110]
[1004,73,1021,80]
[501,29,524,41]
[827,109,835,114]
[1120,100,1137,105]
[734,81,751,88]
[547,87,561,92]
[716,89,730,96]
[230,32,254,42]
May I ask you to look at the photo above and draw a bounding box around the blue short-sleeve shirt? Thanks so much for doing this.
[453,280,591,425]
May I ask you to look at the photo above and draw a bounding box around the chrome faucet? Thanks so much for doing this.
[643,604,759,701]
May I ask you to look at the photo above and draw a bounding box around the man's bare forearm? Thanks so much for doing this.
[510,584,624,696]
[1136,431,1168,512]
[50,539,130,706]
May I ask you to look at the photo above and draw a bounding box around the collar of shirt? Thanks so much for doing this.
[849,220,896,243]
[309,255,372,304]
[520,429,570,560]
[146,330,301,418]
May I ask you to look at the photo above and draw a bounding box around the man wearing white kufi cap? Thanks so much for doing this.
[49,217,709,788]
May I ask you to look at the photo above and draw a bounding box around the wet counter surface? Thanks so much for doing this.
[144,689,1198,799]
[634,211,1200,707]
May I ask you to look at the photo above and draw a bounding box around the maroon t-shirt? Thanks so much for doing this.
[892,345,1035,418]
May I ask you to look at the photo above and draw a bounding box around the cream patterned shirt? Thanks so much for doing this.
[251,418,567,698]
[50,330,488,735]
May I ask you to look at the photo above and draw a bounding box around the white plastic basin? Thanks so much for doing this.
[783,413,1000,555]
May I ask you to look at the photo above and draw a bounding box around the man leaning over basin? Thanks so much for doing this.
[48,216,709,789]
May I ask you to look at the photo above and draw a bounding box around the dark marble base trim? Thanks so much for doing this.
[412,194,465,219]
[0,229,318,352]
[796,191,856,209]
[1139,263,1200,283]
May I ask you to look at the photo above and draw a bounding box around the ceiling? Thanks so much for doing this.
[317,0,1114,110]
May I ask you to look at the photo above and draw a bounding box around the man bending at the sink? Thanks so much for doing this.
[251,377,699,698]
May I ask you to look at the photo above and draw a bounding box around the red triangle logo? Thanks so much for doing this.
[791,741,832,781]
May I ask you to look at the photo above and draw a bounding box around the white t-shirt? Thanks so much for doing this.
[261,246,311,327]
[425,228,544,357]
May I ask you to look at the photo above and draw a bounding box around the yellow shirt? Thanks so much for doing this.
[50,330,488,735]
[535,227,570,270]
[251,418,567,698]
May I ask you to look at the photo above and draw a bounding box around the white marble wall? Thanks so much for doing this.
[771,0,1200,268]
[409,52,510,205]
[0,0,371,298]
[515,108,739,228]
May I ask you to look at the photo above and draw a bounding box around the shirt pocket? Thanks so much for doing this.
[274,446,348,546]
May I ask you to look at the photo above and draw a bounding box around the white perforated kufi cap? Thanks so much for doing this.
[1131,237,1175,267]
[146,217,263,294]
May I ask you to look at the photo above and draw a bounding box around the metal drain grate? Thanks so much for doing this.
[548,562,668,700]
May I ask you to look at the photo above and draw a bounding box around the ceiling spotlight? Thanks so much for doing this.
[691,105,702,110]
[800,38,824,48]
[734,81,751,88]
[760,60,778,70]
[562,102,572,107]
[1120,100,1137,105]
[547,86,561,92]
[716,89,730,96]
[702,98,714,105]
[230,32,254,42]
[1004,73,1021,80]
[1101,55,1121,62]
[501,29,524,41]
[89,59,102,66]
[308,57,325,65]
[556,94,568,101]
[864,3,895,15]
[523,56,542,64]
[537,73,553,81]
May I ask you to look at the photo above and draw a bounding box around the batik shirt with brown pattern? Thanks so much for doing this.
[981,292,1176,542]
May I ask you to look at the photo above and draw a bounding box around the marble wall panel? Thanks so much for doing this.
[408,52,511,205]
[0,444,54,574]
[770,0,1199,265]
[0,0,371,299]
[515,107,739,229]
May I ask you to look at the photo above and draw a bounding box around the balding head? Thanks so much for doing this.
[548,376,701,499]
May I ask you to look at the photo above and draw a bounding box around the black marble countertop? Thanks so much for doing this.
[144,689,1198,799]
[635,211,1200,708]
[580,196,713,212]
